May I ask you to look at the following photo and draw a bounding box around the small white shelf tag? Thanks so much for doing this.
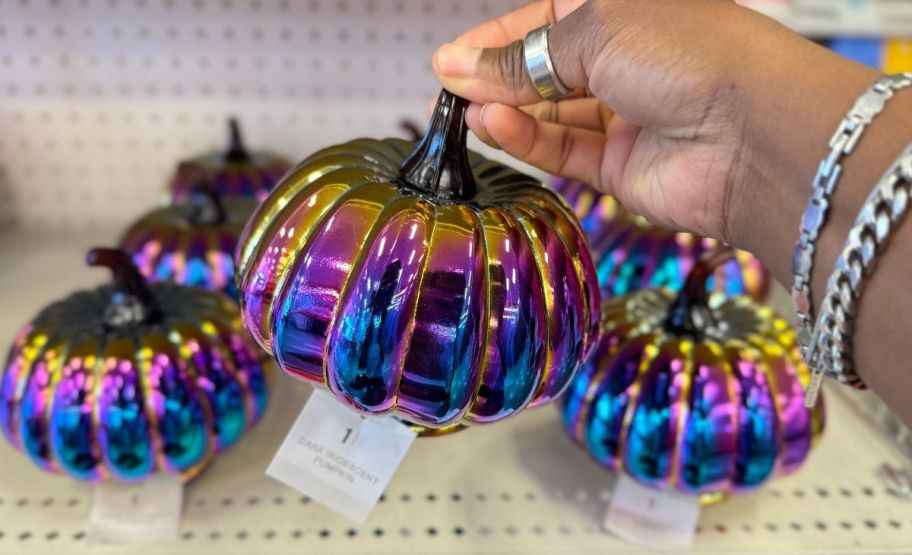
[89,473,184,544]
[267,389,417,524]
[603,474,701,553]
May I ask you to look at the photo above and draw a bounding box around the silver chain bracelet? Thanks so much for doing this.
[792,73,912,351]
[804,143,912,407]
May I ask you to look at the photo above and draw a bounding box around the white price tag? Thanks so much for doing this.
[89,473,183,544]
[603,474,701,553]
[267,389,417,524]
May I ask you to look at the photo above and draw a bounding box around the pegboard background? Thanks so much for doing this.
[0,0,532,231]
[1,0,911,232]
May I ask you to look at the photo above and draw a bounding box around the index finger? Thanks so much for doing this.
[454,0,585,48]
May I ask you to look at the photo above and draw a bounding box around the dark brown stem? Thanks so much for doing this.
[396,89,477,202]
[225,118,250,162]
[665,246,735,335]
[86,248,161,322]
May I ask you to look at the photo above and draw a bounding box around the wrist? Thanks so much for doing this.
[721,16,881,287]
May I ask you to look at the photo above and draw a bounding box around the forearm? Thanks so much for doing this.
[726,13,912,423]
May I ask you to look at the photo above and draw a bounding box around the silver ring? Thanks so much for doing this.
[523,25,570,101]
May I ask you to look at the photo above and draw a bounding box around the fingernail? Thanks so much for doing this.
[435,43,481,78]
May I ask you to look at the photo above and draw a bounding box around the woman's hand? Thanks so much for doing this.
[431,0,878,275]
[433,0,912,427]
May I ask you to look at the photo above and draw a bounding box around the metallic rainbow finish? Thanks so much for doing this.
[237,138,600,431]
[120,197,257,299]
[561,291,825,500]
[550,177,770,301]
[168,154,292,204]
[0,282,270,483]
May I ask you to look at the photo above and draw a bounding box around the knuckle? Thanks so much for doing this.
[496,40,528,93]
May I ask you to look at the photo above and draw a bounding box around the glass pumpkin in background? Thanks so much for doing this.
[121,185,255,299]
[167,119,292,204]
[237,90,600,434]
[550,177,770,302]
[0,249,271,482]
[561,248,824,503]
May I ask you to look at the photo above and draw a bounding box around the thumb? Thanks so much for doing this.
[433,2,601,106]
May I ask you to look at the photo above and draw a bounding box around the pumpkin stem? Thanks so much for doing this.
[225,117,250,162]
[665,246,735,336]
[87,248,162,325]
[396,89,477,202]
[399,119,423,142]
[188,184,228,226]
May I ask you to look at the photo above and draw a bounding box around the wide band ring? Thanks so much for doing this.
[523,25,570,101]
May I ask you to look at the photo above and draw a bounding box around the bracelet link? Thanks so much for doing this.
[794,73,912,407]
[804,143,912,407]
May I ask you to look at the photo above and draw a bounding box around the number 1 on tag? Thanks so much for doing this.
[267,389,417,524]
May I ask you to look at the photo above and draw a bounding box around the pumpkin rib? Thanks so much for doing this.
[387,202,443,425]
[581,330,653,470]
[0,326,43,448]
[21,332,68,476]
[316,195,417,391]
[325,199,437,416]
[507,206,555,409]
[667,341,695,492]
[622,340,685,488]
[457,205,491,428]
[724,340,780,491]
[171,319,246,452]
[615,333,661,480]
[144,329,215,479]
[270,182,402,383]
[511,203,587,408]
[94,335,149,482]
[468,207,549,423]
[51,334,103,481]
[394,203,485,427]
[521,198,600,359]
[240,177,373,350]
[676,341,737,495]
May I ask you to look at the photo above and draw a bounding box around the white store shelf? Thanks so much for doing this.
[0,229,910,554]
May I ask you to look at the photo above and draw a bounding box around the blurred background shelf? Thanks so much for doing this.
[740,0,912,37]
[0,229,911,554]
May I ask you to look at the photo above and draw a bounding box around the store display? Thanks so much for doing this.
[551,177,770,301]
[121,185,256,299]
[167,118,292,204]
[562,248,824,503]
[0,248,270,482]
[236,90,600,433]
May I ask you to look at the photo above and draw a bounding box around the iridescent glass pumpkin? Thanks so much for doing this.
[168,119,292,204]
[0,249,270,482]
[562,249,824,502]
[237,90,600,432]
[551,177,770,301]
[121,189,255,299]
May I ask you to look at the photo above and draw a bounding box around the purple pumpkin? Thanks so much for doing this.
[235,90,600,434]
[0,249,270,482]
[168,119,292,204]
[551,177,770,301]
[562,248,824,503]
